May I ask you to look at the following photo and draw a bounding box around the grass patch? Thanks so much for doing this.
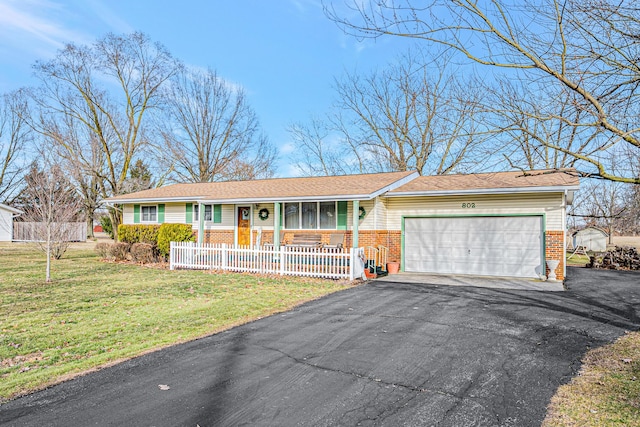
[566,253,590,266]
[543,330,640,427]
[0,243,355,401]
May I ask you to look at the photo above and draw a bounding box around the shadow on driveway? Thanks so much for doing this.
[1,267,639,426]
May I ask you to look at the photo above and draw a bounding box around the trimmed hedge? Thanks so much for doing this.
[118,224,161,244]
[130,243,157,264]
[109,242,131,261]
[95,242,111,259]
[157,223,195,257]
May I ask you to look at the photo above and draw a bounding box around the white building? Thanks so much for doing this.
[0,203,22,242]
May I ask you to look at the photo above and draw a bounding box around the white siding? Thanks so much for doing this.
[123,205,134,224]
[164,203,186,223]
[358,200,376,230]
[0,208,13,241]
[373,197,388,230]
[253,203,275,230]
[200,204,235,230]
[386,193,565,231]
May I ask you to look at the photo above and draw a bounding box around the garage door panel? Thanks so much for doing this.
[404,216,543,278]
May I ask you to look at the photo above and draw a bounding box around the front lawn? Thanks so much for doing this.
[543,331,640,426]
[0,243,354,401]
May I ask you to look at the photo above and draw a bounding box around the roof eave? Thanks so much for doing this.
[0,203,23,214]
[201,194,377,204]
[369,171,420,199]
[104,196,205,204]
[385,185,581,198]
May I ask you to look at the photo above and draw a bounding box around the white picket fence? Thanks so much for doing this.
[170,242,366,280]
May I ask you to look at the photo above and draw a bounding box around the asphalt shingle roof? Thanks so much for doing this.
[106,170,418,203]
[106,169,579,203]
[388,169,579,195]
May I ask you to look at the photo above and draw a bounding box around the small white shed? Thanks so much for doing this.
[572,227,608,252]
[0,203,22,242]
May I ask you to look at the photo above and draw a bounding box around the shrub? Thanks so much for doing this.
[130,243,157,264]
[118,224,160,245]
[108,242,131,261]
[95,242,111,259]
[157,223,195,258]
[100,216,114,239]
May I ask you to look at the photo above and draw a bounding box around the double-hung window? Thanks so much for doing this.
[141,205,157,222]
[194,204,213,222]
[193,204,222,223]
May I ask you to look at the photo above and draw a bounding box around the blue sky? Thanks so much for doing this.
[0,0,413,177]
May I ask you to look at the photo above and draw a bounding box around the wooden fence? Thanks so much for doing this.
[170,242,366,280]
[13,222,87,242]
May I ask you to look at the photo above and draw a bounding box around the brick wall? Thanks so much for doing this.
[545,230,565,281]
[353,230,401,262]
[197,230,234,244]
[248,230,403,262]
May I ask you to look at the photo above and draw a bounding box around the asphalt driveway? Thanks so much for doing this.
[1,267,639,426]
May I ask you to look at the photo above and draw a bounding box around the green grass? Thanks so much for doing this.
[543,331,640,426]
[0,243,354,401]
[566,253,590,266]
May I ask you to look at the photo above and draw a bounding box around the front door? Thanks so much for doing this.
[237,207,251,246]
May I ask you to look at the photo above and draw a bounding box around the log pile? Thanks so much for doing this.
[588,246,640,270]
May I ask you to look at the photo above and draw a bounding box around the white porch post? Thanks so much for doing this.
[274,202,281,249]
[198,203,205,246]
[352,200,359,248]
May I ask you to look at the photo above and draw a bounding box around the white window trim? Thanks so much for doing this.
[283,201,337,230]
[194,204,213,222]
[141,205,157,223]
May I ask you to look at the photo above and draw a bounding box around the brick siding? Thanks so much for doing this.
[545,230,565,281]
[196,230,234,245]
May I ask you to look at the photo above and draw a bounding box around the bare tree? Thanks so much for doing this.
[30,32,182,240]
[288,117,363,176]
[288,51,492,176]
[0,91,30,202]
[487,77,597,171]
[18,162,83,282]
[620,184,640,235]
[569,180,628,244]
[325,0,640,183]
[161,67,277,182]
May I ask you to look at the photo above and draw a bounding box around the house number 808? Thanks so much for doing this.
[461,203,476,208]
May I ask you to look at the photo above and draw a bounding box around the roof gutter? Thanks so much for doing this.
[104,196,204,204]
[104,193,381,205]
[200,194,377,204]
[385,185,581,198]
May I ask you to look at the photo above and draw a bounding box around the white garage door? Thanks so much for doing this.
[404,216,543,278]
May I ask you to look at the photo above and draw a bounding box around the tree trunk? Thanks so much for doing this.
[86,210,94,239]
[46,223,51,282]
[109,208,122,242]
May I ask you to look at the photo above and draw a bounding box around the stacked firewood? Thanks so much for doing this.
[587,246,640,270]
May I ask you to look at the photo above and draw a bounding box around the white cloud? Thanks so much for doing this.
[0,0,82,50]
[0,0,133,58]
[279,142,296,155]
[85,0,133,34]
